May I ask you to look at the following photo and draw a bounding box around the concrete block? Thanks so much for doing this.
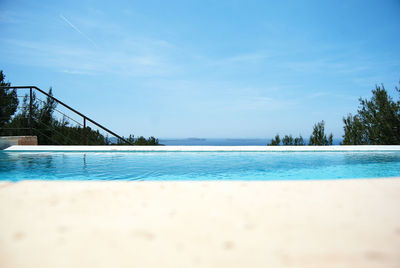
[0,136,38,149]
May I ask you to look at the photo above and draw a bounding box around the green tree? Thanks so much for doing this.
[135,136,147,145]
[309,120,333,145]
[4,90,39,136]
[127,134,135,144]
[0,71,18,130]
[117,134,134,145]
[282,135,294,145]
[118,135,159,145]
[146,136,159,145]
[269,134,281,145]
[342,114,365,145]
[294,135,305,145]
[1,77,159,145]
[7,87,110,145]
[343,84,400,145]
[37,87,57,144]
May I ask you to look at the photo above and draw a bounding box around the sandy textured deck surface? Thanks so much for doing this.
[0,179,399,268]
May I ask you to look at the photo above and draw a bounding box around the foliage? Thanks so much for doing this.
[309,120,333,145]
[118,135,160,145]
[0,71,18,130]
[3,87,160,145]
[269,134,281,145]
[5,88,111,145]
[282,135,293,145]
[135,136,148,145]
[342,114,365,145]
[270,134,305,146]
[145,136,159,145]
[342,84,400,145]
[127,134,135,144]
[294,135,305,145]
[0,70,160,145]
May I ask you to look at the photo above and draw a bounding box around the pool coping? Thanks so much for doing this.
[3,145,400,152]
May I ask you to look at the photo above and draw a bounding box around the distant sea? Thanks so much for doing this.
[159,138,342,146]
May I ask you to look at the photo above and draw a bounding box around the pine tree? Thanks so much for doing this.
[269,134,281,145]
[342,114,365,145]
[282,135,294,145]
[309,120,333,145]
[294,135,305,145]
[0,71,18,130]
[342,84,400,145]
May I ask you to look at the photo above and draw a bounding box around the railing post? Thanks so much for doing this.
[29,87,33,135]
[83,117,87,145]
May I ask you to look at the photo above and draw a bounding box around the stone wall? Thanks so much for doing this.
[0,136,38,149]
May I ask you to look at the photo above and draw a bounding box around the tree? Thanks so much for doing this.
[269,134,281,145]
[282,135,294,145]
[342,84,400,145]
[309,120,333,145]
[117,135,159,145]
[37,87,57,144]
[39,88,57,126]
[342,114,365,144]
[135,136,147,145]
[0,71,18,130]
[328,133,333,145]
[0,71,160,145]
[294,135,305,145]
[127,134,135,144]
[6,87,111,145]
[146,136,159,145]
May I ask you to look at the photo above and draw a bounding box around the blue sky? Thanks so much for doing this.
[1,0,399,139]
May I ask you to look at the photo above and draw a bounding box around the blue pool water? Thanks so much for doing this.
[1,151,400,181]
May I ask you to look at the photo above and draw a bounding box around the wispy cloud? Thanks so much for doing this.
[2,38,178,77]
[283,52,373,75]
[208,52,271,67]
[0,10,23,24]
[59,14,98,48]
[140,78,293,112]
[60,69,94,75]
[302,91,359,101]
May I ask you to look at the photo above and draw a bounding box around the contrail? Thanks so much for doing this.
[60,14,98,47]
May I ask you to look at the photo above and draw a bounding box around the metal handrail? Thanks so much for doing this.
[34,96,84,127]
[0,86,132,145]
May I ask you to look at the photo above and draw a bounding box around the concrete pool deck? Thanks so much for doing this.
[0,179,399,267]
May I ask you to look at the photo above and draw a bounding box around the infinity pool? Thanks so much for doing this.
[1,151,400,181]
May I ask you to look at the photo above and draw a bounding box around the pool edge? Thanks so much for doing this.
[4,145,400,152]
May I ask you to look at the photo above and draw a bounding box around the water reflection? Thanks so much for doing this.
[0,151,399,181]
[0,152,55,181]
[342,152,400,164]
[0,151,16,172]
